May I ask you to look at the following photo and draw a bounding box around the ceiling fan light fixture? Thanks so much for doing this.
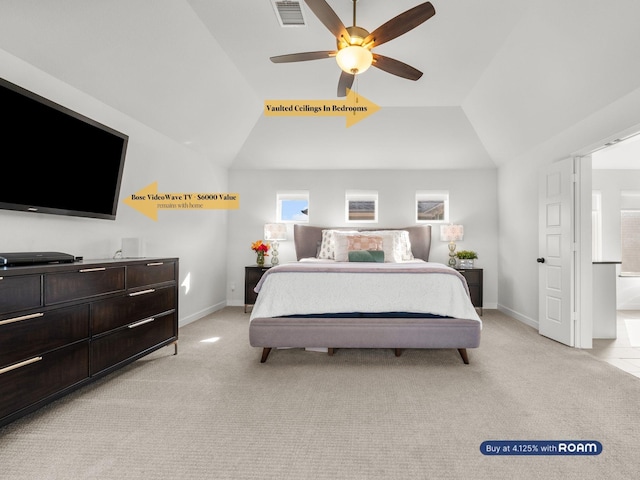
[336,45,372,74]
[270,0,435,91]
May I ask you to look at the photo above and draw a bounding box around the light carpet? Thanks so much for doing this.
[1,307,639,480]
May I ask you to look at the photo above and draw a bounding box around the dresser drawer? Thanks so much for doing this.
[0,275,42,315]
[91,285,176,336]
[127,261,176,289]
[91,311,176,375]
[0,304,89,369]
[0,341,89,420]
[45,266,125,304]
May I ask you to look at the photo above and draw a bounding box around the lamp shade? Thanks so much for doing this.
[336,46,373,74]
[440,224,464,242]
[264,223,287,241]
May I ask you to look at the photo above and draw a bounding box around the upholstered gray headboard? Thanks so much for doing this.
[293,224,432,261]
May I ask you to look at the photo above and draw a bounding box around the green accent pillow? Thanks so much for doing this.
[348,250,385,263]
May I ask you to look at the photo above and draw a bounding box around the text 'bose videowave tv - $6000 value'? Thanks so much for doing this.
[0,77,128,220]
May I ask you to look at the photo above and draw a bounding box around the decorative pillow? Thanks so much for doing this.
[357,230,414,262]
[347,235,383,252]
[317,229,357,259]
[348,250,385,263]
[317,230,337,259]
[334,233,383,262]
[397,231,414,261]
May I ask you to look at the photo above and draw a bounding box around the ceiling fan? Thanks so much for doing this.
[270,0,436,97]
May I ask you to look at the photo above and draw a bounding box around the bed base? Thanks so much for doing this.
[260,347,470,364]
[250,316,480,365]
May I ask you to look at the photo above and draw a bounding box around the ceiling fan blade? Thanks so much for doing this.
[270,51,336,63]
[304,0,351,43]
[372,54,423,80]
[337,71,355,97]
[363,2,435,48]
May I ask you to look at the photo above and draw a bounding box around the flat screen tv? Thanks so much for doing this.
[0,77,128,220]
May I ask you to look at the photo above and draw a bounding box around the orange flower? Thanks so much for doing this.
[251,240,270,255]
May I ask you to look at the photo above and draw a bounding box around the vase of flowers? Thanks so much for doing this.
[455,250,478,269]
[251,240,270,266]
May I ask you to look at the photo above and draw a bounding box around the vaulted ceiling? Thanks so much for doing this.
[1,0,640,170]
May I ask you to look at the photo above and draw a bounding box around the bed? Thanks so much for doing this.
[249,224,481,364]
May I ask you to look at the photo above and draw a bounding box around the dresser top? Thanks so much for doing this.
[0,257,178,277]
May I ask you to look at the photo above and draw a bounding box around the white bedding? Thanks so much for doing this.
[250,260,482,324]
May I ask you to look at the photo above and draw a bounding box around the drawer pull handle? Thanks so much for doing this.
[128,288,155,297]
[146,262,164,266]
[128,318,155,329]
[0,356,43,375]
[0,312,45,326]
[79,267,106,273]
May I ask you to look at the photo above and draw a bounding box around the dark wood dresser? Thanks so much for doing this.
[0,257,178,427]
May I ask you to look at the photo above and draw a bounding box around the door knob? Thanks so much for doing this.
[537,258,545,263]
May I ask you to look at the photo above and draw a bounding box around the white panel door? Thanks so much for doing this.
[538,158,574,346]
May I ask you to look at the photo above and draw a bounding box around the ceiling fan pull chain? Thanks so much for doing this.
[354,75,359,115]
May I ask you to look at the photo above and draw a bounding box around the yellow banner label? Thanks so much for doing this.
[124,182,239,221]
[264,88,380,127]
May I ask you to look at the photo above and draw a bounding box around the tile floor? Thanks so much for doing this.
[589,310,640,378]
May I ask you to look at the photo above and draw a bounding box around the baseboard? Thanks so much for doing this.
[179,300,227,327]
[497,303,538,330]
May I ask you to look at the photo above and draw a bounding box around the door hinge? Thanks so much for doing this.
[571,173,578,183]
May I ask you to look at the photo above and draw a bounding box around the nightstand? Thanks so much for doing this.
[244,265,271,313]
[456,268,483,315]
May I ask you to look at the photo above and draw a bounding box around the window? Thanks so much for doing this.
[621,210,640,275]
[621,191,640,275]
[276,191,309,223]
[415,191,449,223]
[345,190,378,223]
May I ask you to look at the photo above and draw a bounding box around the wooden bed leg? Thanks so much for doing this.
[458,348,469,364]
[395,348,402,357]
[260,348,272,363]
[328,348,335,356]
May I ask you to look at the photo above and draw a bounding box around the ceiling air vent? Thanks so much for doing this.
[271,0,306,27]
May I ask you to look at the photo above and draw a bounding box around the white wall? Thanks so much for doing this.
[227,169,498,310]
[0,49,228,326]
[495,157,541,328]
[592,170,640,309]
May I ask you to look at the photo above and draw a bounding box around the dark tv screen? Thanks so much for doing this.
[0,78,128,220]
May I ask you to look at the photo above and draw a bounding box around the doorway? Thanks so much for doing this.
[589,132,640,376]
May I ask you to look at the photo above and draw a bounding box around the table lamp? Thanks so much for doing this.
[264,223,287,266]
[440,224,464,268]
